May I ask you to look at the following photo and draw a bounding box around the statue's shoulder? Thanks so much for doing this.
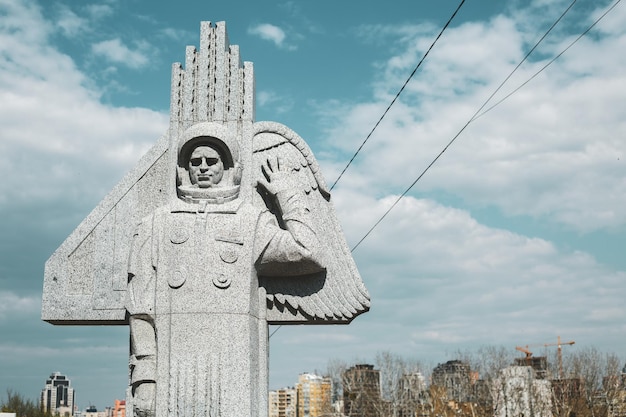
[241,200,265,216]
[132,205,175,240]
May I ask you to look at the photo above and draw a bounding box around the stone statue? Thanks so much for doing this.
[43,22,369,417]
[127,125,329,417]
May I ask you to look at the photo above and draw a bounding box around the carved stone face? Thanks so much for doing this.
[188,146,224,188]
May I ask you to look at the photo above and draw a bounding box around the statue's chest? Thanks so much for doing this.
[154,209,258,314]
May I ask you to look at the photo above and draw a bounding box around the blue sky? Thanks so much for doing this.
[1,0,625,411]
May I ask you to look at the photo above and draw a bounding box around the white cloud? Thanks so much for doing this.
[0,0,51,45]
[160,27,193,42]
[52,3,115,37]
[92,38,151,69]
[257,90,294,114]
[249,23,285,45]
[55,4,88,37]
[0,291,40,320]
[0,342,127,358]
[353,22,437,47]
[0,10,164,405]
[319,2,626,233]
[248,23,296,50]
[0,2,167,210]
[325,192,626,357]
[85,4,114,20]
[271,180,626,386]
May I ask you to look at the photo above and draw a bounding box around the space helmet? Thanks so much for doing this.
[176,123,242,203]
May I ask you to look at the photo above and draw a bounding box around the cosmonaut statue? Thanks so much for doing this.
[42,22,369,417]
[126,124,329,417]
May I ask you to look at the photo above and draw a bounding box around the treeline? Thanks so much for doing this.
[0,391,51,417]
[325,346,626,417]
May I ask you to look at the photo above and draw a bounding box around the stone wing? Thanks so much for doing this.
[252,121,370,324]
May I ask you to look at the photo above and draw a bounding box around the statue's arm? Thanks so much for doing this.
[127,217,156,317]
[127,216,157,417]
[255,158,325,276]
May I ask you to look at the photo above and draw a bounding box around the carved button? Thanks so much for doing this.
[169,268,186,288]
[219,248,238,264]
[213,274,231,289]
[170,227,189,244]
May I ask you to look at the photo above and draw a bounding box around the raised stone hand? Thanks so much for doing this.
[257,156,300,215]
[258,157,293,193]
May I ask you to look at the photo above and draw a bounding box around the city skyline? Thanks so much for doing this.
[6,345,625,415]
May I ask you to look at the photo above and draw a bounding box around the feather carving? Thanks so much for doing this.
[252,121,370,324]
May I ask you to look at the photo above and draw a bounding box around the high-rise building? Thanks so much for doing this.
[295,373,332,417]
[397,372,427,417]
[40,372,75,416]
[269,387,296,417]
[514,355,548,379]
[111,400,125,417]
[431,360,472,402]
[492,366,553,417]
[343,364,382,417]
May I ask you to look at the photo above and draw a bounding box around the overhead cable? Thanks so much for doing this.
[269,2,469,340]
[473,0,622,122]
[271,0,622,338]
[350,0,589,253]
[269,326,281,339]
[466,0,578,122]
[329,0,467,191]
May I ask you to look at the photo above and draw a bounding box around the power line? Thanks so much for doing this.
[272,0,467,341]
[269,326,281,339]
[271,0,622,339]
[473,0,622,122]
[349,0,604,253]
[271,3,466,341]
[467,0,578,123]
[329,0,467,192]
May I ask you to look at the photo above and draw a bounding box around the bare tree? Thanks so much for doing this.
[326,358,381,417]
[327,346,625,417]
[553,347,624,417]
[456,345,515,417]
[375,351,426,417]
[453,346,554,417]
[326,352,426,417]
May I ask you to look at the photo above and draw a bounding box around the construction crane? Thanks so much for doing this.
[515,336,575,379]
[545,336,575,379]
[515,345,533,360]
